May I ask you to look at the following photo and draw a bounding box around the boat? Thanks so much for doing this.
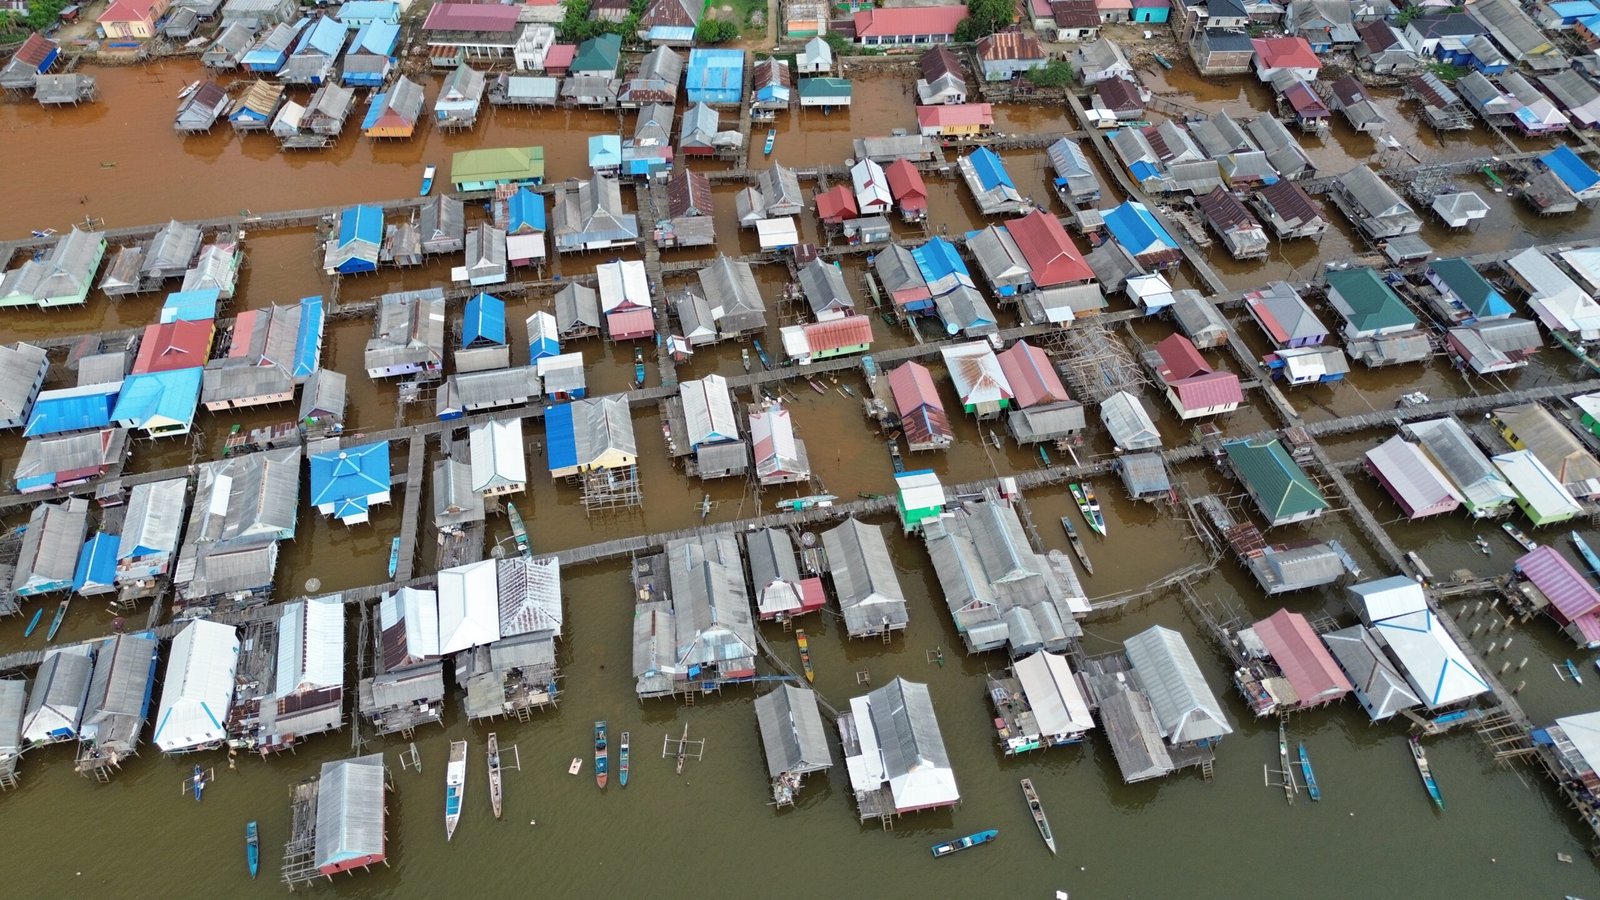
[763,128,776,155]
[420,164,435,197]
[1409,737,1444,811]
[753,339,771,370]
[23,608,42,638]
[387,536,400,579]
[1152,52,1173,69]
[634,346,646,387]
[1573,532,1600,578]
[1298,742,1320,802]
[1068,483,1106,536]
[887,441,904,473]
[176,80,199,100]
[191,765,206,802]
[1397,391,1431,408]
[796,629,815,683]
[773,494,836,512]
[1059,517,1094,575]
[808,377,826,394]
[857,492,886,500]
[1020,779,1055,855]
[619,732,630,787]
[507,502,531,558]
[1276,717,1295,804]
[1501,521,1538,552]
[839,383,856,398]
[1472,535,1491,556]
[487,733,504,820]
[246,821,260,879]
[742,348,751,372]
[45,600,68,642]
[594,721,609,789]
[568,757,582,775]
[1566,658,1584,684]
[931,829,999,858]
[445,740,467,840]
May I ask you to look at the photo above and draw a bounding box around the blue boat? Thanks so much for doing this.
[445,740,467,840]
[753,339,771,371]
[1152,52,1173,69]
[594,721,609,790]
[420,164,435,197]
[634,346,647,387]
[246,821,260,879]
[22,608,42,638]
[191,765,207,802]
[1573,532,1600,578]
[387,537,400,580]
[1566,658,1584,685]
[45,600,67,642]
[1409,738,1443,811]
[1297,742,1320,801]
[932,829,998,857]
[763,128,776,156]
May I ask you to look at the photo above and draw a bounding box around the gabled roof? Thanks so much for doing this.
[1325,267,1417,332]
[1224,436,1329,520]
[1126,625,1234,744]
[309,441,390,518]
[996,341,1069,408]
[1005,209,1091,286]
[919,46,964,83]
[1253,36,1320,71]
[853,5,966,37]
[977,29,1046,62]
[1251,609,1352,706]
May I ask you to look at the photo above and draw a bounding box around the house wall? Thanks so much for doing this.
[1167,387,1240,419]
[202,388,296,412]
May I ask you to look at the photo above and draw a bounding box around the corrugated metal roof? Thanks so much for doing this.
[1125,625,1234,744]
[1372,609,1489,708]
[1516,545,1600,624]
[498,556,562,637]
[997,340,1068,409]
[680,374,739,448]
[1251,609,1352,705]
[1100,391,1161,450]
[863,677,958,811]
[314,753,387,869]
[1014,651,1094,735]
[153,619,240,751]
[1224,437,1328,521]
[755,684,832,777]
[1322,624,1421,720]
[78,631,159,755]
[823,518,907,635]
[940,341,1012,406]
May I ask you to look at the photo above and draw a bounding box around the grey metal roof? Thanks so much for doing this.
[1322,624,1421,720]
[23,644,93,743]
[0,342,48,425]
[1118,451,1170,496]
[873,243,925,294]
[365,289,446,372]
[867,677,953,789]
[1085,241,1143,292]
[754,684,833,778]
[555,283,602,333]
[14,498,89,595]
[664,534,757,669]
[1100,391,1162,450]
[1337,166,1419,226]
[631,598,676,696]
[314,753,387,871]
[184,446,302,550]
[823,518,908,636]
[569,395,637,467]
[1125,624,1233,745]
[1170,291,1229,345]
[300,368,346,421]
[1096,686,1173,782]
[745,527,801,604]
[463,224,507,281]
[142,220,202,279]
[1248,543,1347,593]
[1008,403,1086,443]
[0,679,24,762]
[698,256,765,335]
[14,429,125,489]
[444,366,540,410]
[1244,115,1313,179]
[202,362,294,405]
[182,541,278,598]
[118,477,188,563]
[497,556,563,638]
[420,196,466,253]
[757,164,804,216]
[797,258,854,318]
[553,177,639,249]
[79,632,160,755]
[968,225,1030,289]
[432,458,485,528]
[362,661,445,711]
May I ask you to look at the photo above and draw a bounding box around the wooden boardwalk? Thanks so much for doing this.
[393,436,425,584]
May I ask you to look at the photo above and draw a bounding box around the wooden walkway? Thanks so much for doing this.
[393,436,425,584]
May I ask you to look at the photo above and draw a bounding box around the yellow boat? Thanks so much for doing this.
[796,629,814,683]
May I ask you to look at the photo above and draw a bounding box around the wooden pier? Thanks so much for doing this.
[393,436,425,584]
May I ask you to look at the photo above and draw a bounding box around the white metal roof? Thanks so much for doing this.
[437,560,502,654]
[1350,575,1427,623]
[1371,609,1489,708]
[118,477,188,561]
[596,259,650,312]
[153,619,240,752]
[756,216,799,249]
[939,341,1012,406]
[380,586,440,659]
[1013,651,1095,736]
[1494,449,1582,519]
[1554,710,1600,772]
[275,595,345,696]
[469,419,527,492]
[895,469,946,511]
[680,374,739,447]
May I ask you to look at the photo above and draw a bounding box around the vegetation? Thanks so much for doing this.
[0,0,71,39]
[556,0,649,44]
[1425,61,1467,83]
[823,31,852,56]
[953,0,1016,42]
[1023,59,1075,88]
[696,17,739,43]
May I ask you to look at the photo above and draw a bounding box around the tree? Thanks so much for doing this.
[696,18,739,43]
[953,0,1016,41]
[1023,59,1074,88]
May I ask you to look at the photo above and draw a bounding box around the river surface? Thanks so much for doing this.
[1,56,1600,897]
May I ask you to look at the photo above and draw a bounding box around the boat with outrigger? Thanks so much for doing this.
[1565,658,1584,684]
[1409,737,1444,811]
[1058,516,1094,575]
[1069,482,1106,536]
[931,829,998,858]
[1501,521,1537,552]
[445,740,467,840]
[1021,779,1055,855]
[189,765,209,802]
[773,493,836,512]
[487,733,504,819]
[796,629,814,683]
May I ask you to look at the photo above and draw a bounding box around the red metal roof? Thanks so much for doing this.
[1171,371,1242,409]
[815,184,858,224]
[996,340,1069,409]
[888,360,944,415]
[132,320,214,374]
[13,33,57,68]
[1005,209,1092,287]
[544,44,576,69]
[1155,333,1210,381]
[1252,609,1353,706]
[1516,545,1600,625]
[99,0,160,22]
[1573,611,1600,644]
[606,307,655,340]
[804,314,874,352]
[1281,81,1329,117]
[916,103,994,129]
[797,576,827,613]
[1252,36,1320,72]
[423,2,521,32]
[885,159,928,210]
[853,5,967,38]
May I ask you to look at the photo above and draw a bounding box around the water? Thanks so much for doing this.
[2,57,1600,897]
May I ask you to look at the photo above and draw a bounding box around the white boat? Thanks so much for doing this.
[176,80,200,100]
[445,740,467,840]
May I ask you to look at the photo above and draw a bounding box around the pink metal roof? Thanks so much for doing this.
[1516,545,1600,625]
[132,320,213,374]
[853,5,967,37]
[815,185,858,223]
[424,3,521,32]
[917,103,994,128]
[1572,611,1600,644]
[885,159,928,210]
[1253,609,1353,706]
[996,340,1069,409]
[1155,333,1210,381]
[1006,209,1091,287]
[606,307,655,340]
[1171,371,1242,409]
[888,360,944,414]
[798,577,827,613]
[545,45,576,69]
[804,314,873,352]
[1252,36,1320,72]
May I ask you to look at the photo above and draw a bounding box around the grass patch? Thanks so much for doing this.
[1425,61,1468,83]
[704,0,768,37]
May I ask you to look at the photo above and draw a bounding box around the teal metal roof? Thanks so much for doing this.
[1224,437,1328,521]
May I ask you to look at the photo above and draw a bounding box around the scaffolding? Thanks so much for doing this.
[1040,321,1147,404]
[577,465,643,514]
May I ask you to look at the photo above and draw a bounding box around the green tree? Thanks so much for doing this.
[1023,59,1074,88]
[559,0,599,42]
[953,0,1016,41]
[696,18,739,43]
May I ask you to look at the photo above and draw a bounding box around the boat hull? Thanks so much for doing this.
[931,829,999,857]
[246,822,260,879]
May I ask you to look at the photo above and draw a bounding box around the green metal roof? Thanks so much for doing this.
[451,146,545,184]
[799,77,853,98]
[572,33,621,73]
[1224,437,1328,521]
[1324,267,1415,332]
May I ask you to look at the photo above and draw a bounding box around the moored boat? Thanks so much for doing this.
[808,377,826,394]
[773,494,836,512]
[1021,779,1055,855]
[753,339,771,370]
[191,765,206,802]
[487,733,503,820]
[23,608,42,638]
[1068,483,1105,536]
[45,599,68,642]
[1059,517,1094,575]
[1501,521,1537,552]
[1566,658,1584,684]
[387,536,400,579]
[620,732,630,787]
[796,629,814,683]
[594,721,609,790]
[176,80,200,100]
[763,128,776,155]
[1573,532,1600,578]
[1409,737,1444,811]
[931,829,999,858]
[507,502,531,558]
[1298,742,1320,802]
[246,821,260,879]
[420,164,435,197]
[445,740,467,840]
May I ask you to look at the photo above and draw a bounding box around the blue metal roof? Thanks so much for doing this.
[648,25,696,41]
[530,333,560,360]
[589,134,623,168]
[296,16,349,56]
[1104,201,1177,256]
[350,19,400,55]
[1552,0,1599,17]
[1543,145,1599,195]
[112,369,202,429]
[161,289,219,324]
[25,385,118,436]
[968,147,1013,190]
[545,402,578,472]
[686,48,745,97]
[309,440,390,510]
[340,204,384,246]
[338,0,400,23]
[73,532,118,594]
[509,188,545,233]
[912,236,970,283]
[463,292,507,347]
[294,295,325,379]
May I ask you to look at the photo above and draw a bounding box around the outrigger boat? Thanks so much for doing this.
[1298,742,1320,802]
[773,494,836,512]
[245,821,260,879]
[619,732,630,787]
[1020,779,1055,855]
[420,164,435,197]
[46,600,68,642]
[1409,737,1444,811]
[22,608,42,638]
[796,629,815,683]
[753,339,771,370]
[763,128,776,156]
[594,721,609,789]
[1566,658,1584,684]
[487,733,504,820]
[190,765,208,802]
[507,502,531,558]
[1573,532,1600,578]
[1069,483,1106,536]
[1501,521,1537,552]
[387,537,400,579]
[931,829,998,858]
[1059,517,1094,575]
[1472,535,1491,556]
[808,377,826,394]
[445,740,467,840]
